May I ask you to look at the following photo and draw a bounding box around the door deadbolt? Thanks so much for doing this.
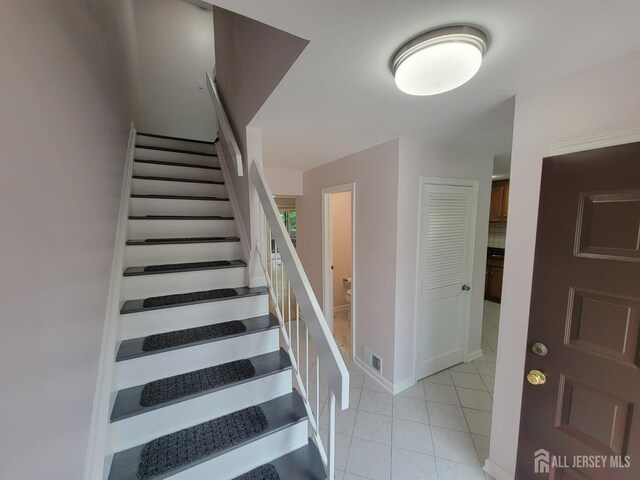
[527,369,546,385]
[531,342,548,356]
[462,284,471,291]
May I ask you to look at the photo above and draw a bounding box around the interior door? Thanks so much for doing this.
[416,182,475,379]
[517,142,640,479]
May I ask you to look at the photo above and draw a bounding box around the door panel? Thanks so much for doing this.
[416,182,474,379]
[517,142,640,479]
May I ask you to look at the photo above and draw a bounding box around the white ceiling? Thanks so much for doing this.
[204,0,640,172]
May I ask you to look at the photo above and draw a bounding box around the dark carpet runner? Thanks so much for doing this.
[233,464,280,480]
[137,406,268,479]
[139,359,256,407]
[142,288,238,308]
[142,320,247,352]
[143,260,231,272]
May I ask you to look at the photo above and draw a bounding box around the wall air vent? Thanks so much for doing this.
[364,347,382,373]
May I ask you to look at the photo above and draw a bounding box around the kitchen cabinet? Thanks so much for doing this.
[485,257,504,302]
[489,180,509,223]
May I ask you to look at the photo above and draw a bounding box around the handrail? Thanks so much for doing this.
[252,162,350,410]
[206,71,243,176]
[208,70,349,479]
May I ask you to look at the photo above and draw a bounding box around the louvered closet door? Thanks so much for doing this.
[416,182,475,379]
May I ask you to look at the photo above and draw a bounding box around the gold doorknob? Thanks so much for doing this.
[527,370,546,385]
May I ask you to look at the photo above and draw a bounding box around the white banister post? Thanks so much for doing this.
[327,391,336,480]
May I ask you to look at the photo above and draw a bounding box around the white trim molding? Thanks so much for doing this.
[465,348,484,362]
[550,127,640,155]
[483,459,514,480]
[83,123,136,480]
[413,177,480,380]
[321,183,356,361]
[353,357,394,394]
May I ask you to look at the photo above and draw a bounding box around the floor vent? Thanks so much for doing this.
[364,347,382,373]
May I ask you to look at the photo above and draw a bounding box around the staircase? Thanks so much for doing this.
[106,132,327,479]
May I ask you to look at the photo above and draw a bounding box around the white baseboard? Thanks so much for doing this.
[483,459,514,480]
[392,375,417,395]
[465,348,484,362]
[83,123,136,480]
[353,357,394,394]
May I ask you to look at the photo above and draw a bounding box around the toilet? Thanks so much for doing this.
[343,277,352,320]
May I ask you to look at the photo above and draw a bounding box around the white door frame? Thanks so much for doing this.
[414,177,479,379]
[322,183,356,358]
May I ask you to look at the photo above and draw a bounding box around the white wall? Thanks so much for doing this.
[0,1,131,478]
[265,167,303,195]
[489,49,640,477]
[330,191,353,309]
[297,137,493,390]
[394,138,493,385]
[132,0,216,140]
[298,139,400,383]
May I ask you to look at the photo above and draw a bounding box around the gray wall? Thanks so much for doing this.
[212,6,308,240]
[132,0,217,141]
[0,1,131,478]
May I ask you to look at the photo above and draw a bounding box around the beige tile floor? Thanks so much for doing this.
[333,308,352,357]
[297,300,501,480]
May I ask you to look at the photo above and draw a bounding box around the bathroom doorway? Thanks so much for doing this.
[322,184,355,358]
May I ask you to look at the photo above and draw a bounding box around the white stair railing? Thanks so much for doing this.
[208,73,349,480]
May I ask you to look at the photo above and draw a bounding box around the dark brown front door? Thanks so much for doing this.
[517,142,640,479]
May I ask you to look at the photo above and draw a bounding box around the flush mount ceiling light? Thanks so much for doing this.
[392,25,487,96]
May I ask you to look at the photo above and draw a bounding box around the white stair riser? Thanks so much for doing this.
[114,329,280,389]
[118,295,269,340]
[121,267,246,299]
[110,371,292,452]
[135,147,219,167]
[130,197,231,217]
[125,242,241,266]
[136,136,216,154]
[132,178,226,197]
[169,421,309,480]
[127,219,236,239]
[134,162,223,182]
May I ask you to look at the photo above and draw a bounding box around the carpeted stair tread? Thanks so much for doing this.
[110,347,289,422]
[136,132,218,146]
[131,193,229,201]
[128,215,234,220]
[135,144,218,156]
[134,158,220,170]
[143,260,231,272]
[142,288,238,308]
[140,359,256,407]
[142,320,246,351]
[119,285,269,315]
[116,314,279,361]
[108,392,308,480]
[137,406,268,479]
[126,236,239,246]
[233,441,327,480]
[233,464,280,480]
[133,174,223,185]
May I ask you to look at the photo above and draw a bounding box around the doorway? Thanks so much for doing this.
[416,178,478,379]
[322,184,355,359]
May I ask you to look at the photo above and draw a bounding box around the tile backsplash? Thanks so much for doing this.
[488,222,507,248]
